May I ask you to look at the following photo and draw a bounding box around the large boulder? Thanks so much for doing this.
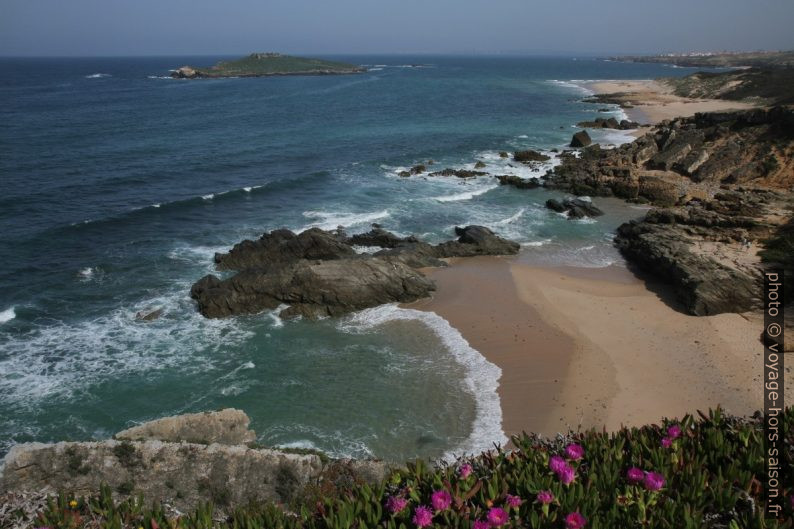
[435,226,521,257]
[497,174,541,189]
[513,150,550,163]
[191,258,435,319]
[570,130,592,148]
[116,409,255,445]
[214,228,354,270]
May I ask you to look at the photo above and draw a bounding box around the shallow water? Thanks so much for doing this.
[0,55,696,460]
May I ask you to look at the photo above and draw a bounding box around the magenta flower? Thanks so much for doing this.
[565,443,585,460]
[473,521,489,529]
[412,505,433,528]
[626,467,644,484]
[643,471,666,491]
[487,507,509,527]
[506,494,523,508]
[667,424,682,439]
[565,511,587,529]
[661,437,672,448]
[431,489,452,511]
[458,463,473,479]
[386,495,408,514]
[536,490,554,504]
[549,455,567,473]
[557,463,576,485]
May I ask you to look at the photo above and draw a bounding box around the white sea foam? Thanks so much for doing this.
[521,239,553,247]
[351,245,383,254]
[434,184,497,203]
[0,307,15,323]
[493,208,526,226]
[338,304,507,460]
[301,209,389,231]
[0,286,255,409]
[85,73,111,79]
[202,194,214,200]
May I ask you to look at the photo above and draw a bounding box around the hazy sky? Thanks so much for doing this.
[2,0,793,56]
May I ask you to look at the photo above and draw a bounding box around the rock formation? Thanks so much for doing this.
[570,130,592,148]
[0,410,392,516]
[192,226,519,319]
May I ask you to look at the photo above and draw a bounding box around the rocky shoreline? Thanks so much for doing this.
[191,225,519,319]
[0,410,392,521]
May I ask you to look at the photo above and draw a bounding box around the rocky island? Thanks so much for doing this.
[171,52,365,79]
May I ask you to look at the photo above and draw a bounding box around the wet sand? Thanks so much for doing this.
[409,257,773,439]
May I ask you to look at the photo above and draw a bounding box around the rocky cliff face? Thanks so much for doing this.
[0,410,392,518]
[191,225,519,319]
[541,108,793,316]
[544,107,794,203]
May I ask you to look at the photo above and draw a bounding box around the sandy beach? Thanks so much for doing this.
[410,257,777,440]
[584,79,758,124]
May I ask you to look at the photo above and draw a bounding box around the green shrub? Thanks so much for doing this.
[35,408,793,528]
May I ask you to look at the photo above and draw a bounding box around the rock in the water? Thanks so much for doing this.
[474,161,486,169]
[115,409,256,445]
[191,226,523,319]
[545,197,603,218]
[513,150,550,163]
[214,228,353,271]
[429,168,488,178]
[191,258,435,319]
[497,174,541,189]
[498,151,509,158]
[135,308,163,321]
[570,130,592,148]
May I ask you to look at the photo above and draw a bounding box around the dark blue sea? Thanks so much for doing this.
[0,55,698,460]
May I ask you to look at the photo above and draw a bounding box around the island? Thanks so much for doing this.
[170,52,366,79]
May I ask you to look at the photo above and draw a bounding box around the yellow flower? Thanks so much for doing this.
[68,500,78,508]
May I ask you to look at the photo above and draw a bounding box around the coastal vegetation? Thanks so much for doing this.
[21,408,794,529]
[662,68,794,105]
[170,53,364,79]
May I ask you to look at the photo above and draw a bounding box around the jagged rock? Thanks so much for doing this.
[545,198,603,218]
[429,168,488,178]
[214,228,353,271]
[499,151,509,158]
[615,220,760,315]
[135,308,163,321]
[497,174,541,189]
[577,117,638,130]
[513,150,550,163]
[638,176,680,207]
[171,66,198,79]
[116,409,255,445]
[0,410,394,516]
[570,130,592,148]
[474,161,486,169]
[191,258,435,319]
[192,226,520,319]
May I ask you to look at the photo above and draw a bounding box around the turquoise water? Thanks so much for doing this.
[0,56,696,460]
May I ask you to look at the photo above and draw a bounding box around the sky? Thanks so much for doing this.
[2,0,794,57]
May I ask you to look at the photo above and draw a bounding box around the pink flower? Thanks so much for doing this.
[431,489,452,511]
[386,495,408,514]
[536,490,554,504]
[643,471,665,491]
[626,467,644,484]
[473,521,489,529]
[412,505,433,528]
[487,507,509,527]
[549,455,567,473]
[565,511,587,529]
[557,463,576,485]
[565,443,585,460]
[661,437,672,448]
[458,463,473,479]
[667,424,682,439]
[506,494,522,508]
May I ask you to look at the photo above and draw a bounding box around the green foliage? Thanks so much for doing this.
[113,440,142,469]
[36,408,794,529]
[190,53,361,77]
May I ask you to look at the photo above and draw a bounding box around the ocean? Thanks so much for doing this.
[0,55,697,461]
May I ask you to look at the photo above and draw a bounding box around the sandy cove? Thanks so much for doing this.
[408,256,773,440]
[583,80,758,125]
